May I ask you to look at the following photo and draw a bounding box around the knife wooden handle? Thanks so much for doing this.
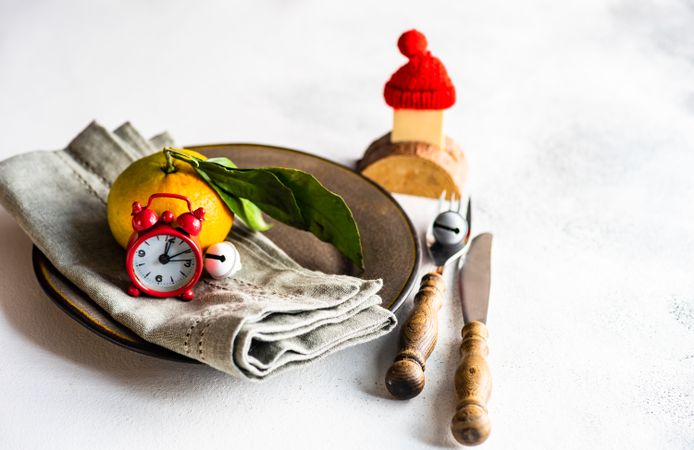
[385,272,444,400]
[451,321,491,446]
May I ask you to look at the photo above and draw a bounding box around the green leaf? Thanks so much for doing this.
[206,157,237,168]
[199,162,304,228]
[235,197,273,232]
[192,157,273,231]
[193,167,272,232]
[164,149,364,269]
[263,168,363,268]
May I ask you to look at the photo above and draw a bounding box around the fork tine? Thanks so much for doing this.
[438,190,447,212]
[457,195,464,213]
[449,192,457,212]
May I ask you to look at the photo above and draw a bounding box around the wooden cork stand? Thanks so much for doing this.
[357,133,468,199]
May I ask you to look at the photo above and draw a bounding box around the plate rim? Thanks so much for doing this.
[32,142,422,362]
[32,246,198,363]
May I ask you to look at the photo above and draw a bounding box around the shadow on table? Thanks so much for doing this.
[359,295,462,448]
[415,338,464,448]
[0,213,236,397]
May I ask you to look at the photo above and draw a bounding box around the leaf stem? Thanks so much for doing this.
[163,147,199,173]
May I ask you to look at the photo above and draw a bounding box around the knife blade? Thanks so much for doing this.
[460,233,492,324]
[451,233,493,446]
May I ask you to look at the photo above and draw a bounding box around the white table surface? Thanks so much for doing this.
[1,1,693,449]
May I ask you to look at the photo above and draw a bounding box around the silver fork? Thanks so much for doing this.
[428,191,472,272]
[385,192,472,400]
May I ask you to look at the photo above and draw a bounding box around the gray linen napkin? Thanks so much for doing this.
[0,121,396,379]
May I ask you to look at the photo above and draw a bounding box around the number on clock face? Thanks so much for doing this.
[132,234,196,292]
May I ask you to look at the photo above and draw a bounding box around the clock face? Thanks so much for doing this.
[131,234,198,293]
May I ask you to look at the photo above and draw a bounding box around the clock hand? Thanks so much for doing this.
[168,258,192,263]
[168,249,192,259]
[159,238,176,264]
[159,240,177,264]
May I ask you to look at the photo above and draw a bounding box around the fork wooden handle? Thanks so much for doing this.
[385,272,445,400]
[451,321,491,446]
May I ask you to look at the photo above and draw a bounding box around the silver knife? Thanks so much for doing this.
[451,233,493,446]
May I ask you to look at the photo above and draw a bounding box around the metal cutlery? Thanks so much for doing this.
[451,233,493,446]
[385,192,472,400]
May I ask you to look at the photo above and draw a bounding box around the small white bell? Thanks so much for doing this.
[432,211,468,246]
[204,241,242,280]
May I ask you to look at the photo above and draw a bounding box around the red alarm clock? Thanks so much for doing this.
[125,193,205,301]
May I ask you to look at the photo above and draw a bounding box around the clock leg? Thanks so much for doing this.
[180,289,194,301]
[127,285,141,297]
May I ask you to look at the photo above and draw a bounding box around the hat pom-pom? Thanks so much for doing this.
[398,29,428,58]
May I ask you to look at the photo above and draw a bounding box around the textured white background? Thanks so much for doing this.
[1,0,693,448]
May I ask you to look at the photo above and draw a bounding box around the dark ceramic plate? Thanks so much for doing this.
[33,144,421,363]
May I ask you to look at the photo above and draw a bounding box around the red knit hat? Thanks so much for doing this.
[384,30,456,110]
